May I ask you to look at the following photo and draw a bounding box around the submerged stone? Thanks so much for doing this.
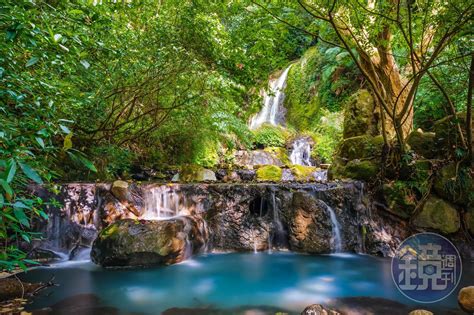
[412,195,460,234]
[91,216,208,267]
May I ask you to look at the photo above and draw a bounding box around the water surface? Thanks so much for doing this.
[20,252,472,314]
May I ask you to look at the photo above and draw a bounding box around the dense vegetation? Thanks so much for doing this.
[1,0,472,270]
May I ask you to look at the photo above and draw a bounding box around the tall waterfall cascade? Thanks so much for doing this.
[249,66,291,129]
[290,138,312,166]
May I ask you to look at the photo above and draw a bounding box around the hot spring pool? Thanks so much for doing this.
[20,252,472,314]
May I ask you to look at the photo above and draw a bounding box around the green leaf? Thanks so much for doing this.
[18,162,43,184]
[21,233,30,243]
[60,124,71,134]
[35,137,45,148]
[26,57,39,67]
[0,194,4,207]
[0,179,13,197]
[5,160,17,183]
[13,208,29,227]
[13,201,30,209]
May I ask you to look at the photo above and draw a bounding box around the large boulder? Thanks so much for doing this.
[336,135,384,160]
[433,163,473,206]
[406,130,437,158]
[412,195,460,234]
[458,286,474,313]
[91,216,208,267]
[343,89,376,139]
[288,192,333,253]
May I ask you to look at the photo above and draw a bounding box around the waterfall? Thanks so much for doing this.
[142,185,185,220]
[320,200,342,252]
[268,192,285,252]
[249,66,291,129]
[290,138,312,166]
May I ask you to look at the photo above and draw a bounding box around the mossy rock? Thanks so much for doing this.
[382,181,416,218]
[179,164,216,182]
[465,206,474,236]
[343,89,376,138]
[256,165,283,181]
[413,195,460,234]
[336,135,384,160]
[406,130,437,158]
[343,160,379,181]
[290,165,317,181]
[264,147,291,167]
[91,217,209,267]
[433,163,473,206]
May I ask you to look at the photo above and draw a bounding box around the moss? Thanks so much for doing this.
[256,165,283,181]
[382,181,416,218]
[413,196,460,234]
[180,164,205,182]
[343,90,376,138]
[337,135,384,160]
[406,130,436,158]
[343,160,379,181]
[290,165,317,181]
[433,163,473,206]
[264,147,291,166]
[101,224,119,237]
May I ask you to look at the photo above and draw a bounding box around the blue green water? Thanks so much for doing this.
[20,252,472,314]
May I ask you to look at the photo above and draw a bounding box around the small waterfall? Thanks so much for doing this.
[249,66,291,129]
[142,185,185,220]
[290,138,312,166]
[268,192,286,252]
[320,200,342,252]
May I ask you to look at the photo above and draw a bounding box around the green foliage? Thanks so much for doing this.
[252,124,290,148]
[310,110,343,163]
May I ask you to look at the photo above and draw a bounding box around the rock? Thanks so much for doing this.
[179,165,216,182]
[465,206,474,236]
[458,286,474,312]
[343,89,376,139]
[265,146,292,166]
[215,169,227,181]
[222,171,240,182]
[234,150,284,167]
[433,163,473,206]
[406,130,437,158]
[382,181,416,218]
[256,165,283,181]
[412,195,460,234]
[236,169,256,181]
[290,165,318,181]
[408,310,433,315]
[91,216,208,267]
[281,168,295,181]
[0,278,55,301]
[301,304,340,315]
[288,192,333,253]
[110,180,129,202]
[342,160,379,181]
[337,135,384,160]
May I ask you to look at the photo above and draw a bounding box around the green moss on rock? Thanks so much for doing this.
[337,135,384,160]
[256,165,283,181]
[413,195,460,234]
[406,130,436,158]
[290,165,317,181]
[343,90,376,138]
[433,163,473,206]
[343,160,379,181]
[382,181,416,218]
[264,147,291,166]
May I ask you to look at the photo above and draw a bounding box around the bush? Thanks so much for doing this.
[252,124,290,148]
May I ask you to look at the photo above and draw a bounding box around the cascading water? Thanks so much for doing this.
[268,192,286,253]
[142,185,185,220]
[290,138,312,166]
[249,66,291,129]
[319,200,343,252]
